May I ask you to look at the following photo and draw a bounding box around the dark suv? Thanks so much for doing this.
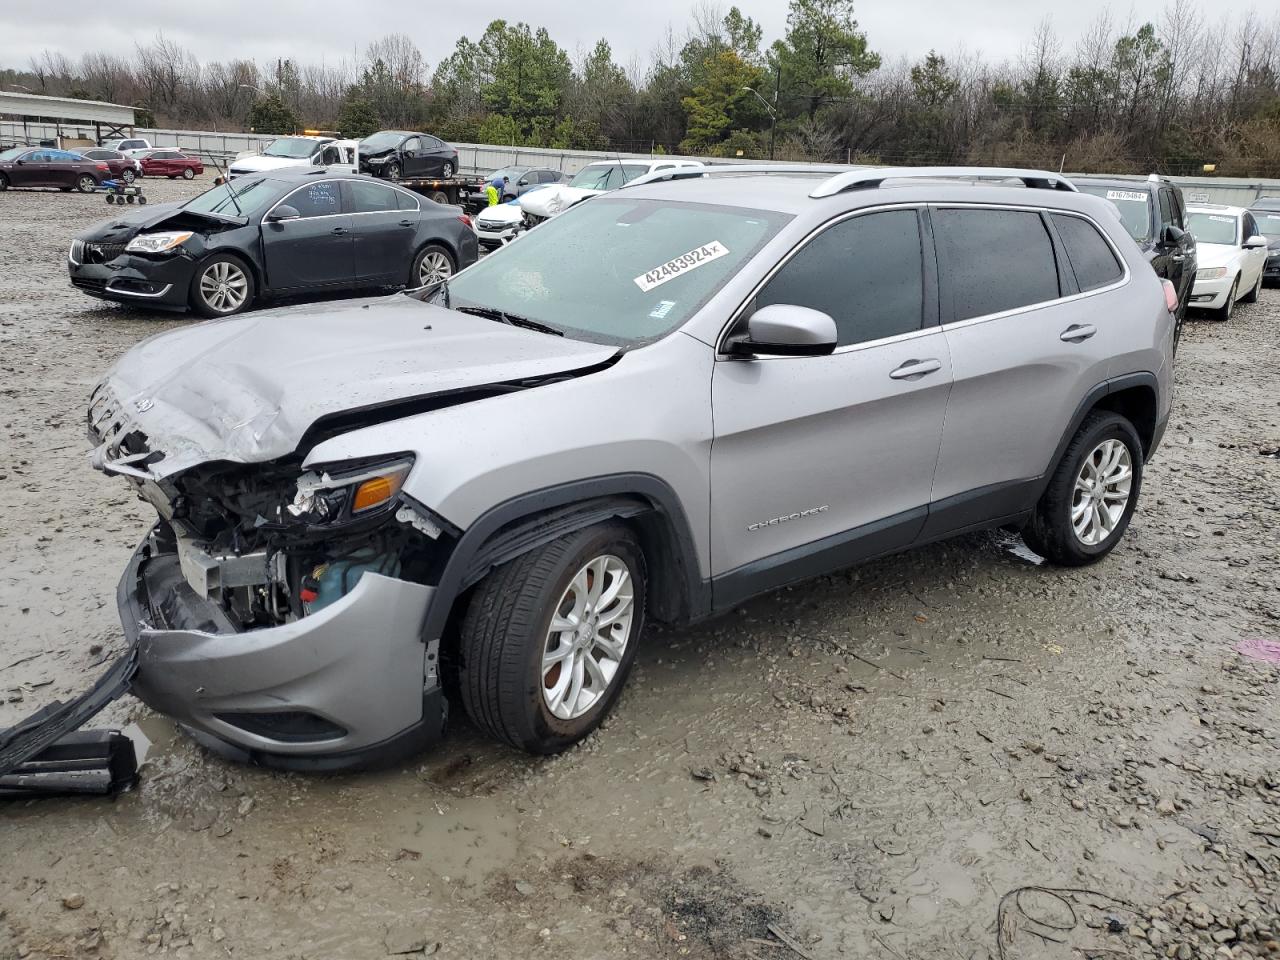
[1072,175,1196,344]
[1247,197,1280,286]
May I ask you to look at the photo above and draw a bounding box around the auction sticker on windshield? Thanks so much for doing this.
[635,242,730,292]
[1106,190,1148,202]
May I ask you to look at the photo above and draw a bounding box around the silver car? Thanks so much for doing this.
[88,166,1174,768]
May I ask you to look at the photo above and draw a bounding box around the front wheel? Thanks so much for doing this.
[1214,276,1239,321]
[190,255,254,318]
[1241,270,1262,304]
[1022,412,1143,566]
[411,243,455,288]
[182,167,195,180]
[77,174,97,193]
[386,161,402,181]
[457,523,647,753]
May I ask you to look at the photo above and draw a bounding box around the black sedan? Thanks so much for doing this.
[68,170,478,317]
[359,131,458,181]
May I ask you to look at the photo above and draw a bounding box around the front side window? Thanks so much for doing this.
[934,208,1060,321]
[282,181,343,218]
[1051,214,1124,292]
[1158,189,1174,228]
[347,179,400,213]
[402,137,421,152]
[1186,212,1238,246]
[1075,184,1152,243]
[755,210,925,347]
[1243,213,1260,241]
[442,197,790,346]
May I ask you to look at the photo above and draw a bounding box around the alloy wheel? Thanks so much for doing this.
[387,162,401,181]
[418,250,453,286]
[199,261,249,314]
[541,555,636,721]
[1071,439,1133,546]
[182,167,195,180]
[122,169,135,184]
[78,175,96,193]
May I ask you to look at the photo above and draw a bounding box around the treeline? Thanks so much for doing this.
[8,0,1280,175]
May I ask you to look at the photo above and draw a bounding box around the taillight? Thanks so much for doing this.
[457,214,472,228]
[96,163,109,171]
[1161,279,1178,312]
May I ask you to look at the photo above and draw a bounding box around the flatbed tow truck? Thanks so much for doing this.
[392,173,490,211]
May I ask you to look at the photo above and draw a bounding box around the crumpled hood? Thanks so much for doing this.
[92,294,617,478]
[76,201,188,242]
[518,185,600,218]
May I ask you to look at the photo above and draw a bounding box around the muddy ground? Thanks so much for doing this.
[1,176,1278,960]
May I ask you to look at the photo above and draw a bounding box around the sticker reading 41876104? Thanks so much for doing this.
[634,241,730,292]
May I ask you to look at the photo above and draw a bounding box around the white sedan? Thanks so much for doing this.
[1186,204,1268,320]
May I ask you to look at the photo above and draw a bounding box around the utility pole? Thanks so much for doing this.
[771,62,780,161]
[741,85,778,161]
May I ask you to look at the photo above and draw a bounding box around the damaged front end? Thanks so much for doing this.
[93,397,457,768]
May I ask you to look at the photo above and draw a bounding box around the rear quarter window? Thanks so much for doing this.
[1051,214,1124,292]
[934,209,1061,321]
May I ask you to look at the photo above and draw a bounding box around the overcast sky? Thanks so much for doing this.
[0,0,1270,78]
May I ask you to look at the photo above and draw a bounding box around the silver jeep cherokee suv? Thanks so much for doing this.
[88,166,1174,768]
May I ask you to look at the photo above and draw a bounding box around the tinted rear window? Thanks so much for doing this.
[1051,214,1124,292]
[934,209,1060,321]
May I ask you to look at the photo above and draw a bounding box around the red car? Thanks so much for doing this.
[76,148,143,183]
[139,149,204,180]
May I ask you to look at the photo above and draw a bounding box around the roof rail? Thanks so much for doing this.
[621,163,1079,196]
[809,166,1078,197]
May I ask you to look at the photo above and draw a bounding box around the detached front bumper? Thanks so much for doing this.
[68,251,192,310]
[119,532,447,770]
[1189,275,1236,309]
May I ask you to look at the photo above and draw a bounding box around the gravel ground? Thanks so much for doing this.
[1,175,1278,960]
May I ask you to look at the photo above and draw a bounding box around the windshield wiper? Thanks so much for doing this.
[455,305,563,337]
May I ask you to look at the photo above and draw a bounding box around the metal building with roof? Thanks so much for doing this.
[0,91,136,148]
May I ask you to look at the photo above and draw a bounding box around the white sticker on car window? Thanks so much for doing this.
[1106,190,1148,202]
[649,300,677,319]
[634,241,730,292]
[1266,215,1280,221]
[1208,215,1233,223]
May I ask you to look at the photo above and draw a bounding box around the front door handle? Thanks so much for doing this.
[399,219,415,227]
[1060,324,1097,343]
[889,358,943,380]
[331,226,348,236]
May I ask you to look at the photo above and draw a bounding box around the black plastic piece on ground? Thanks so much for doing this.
[0,730,138,798]
[0,643,139,778]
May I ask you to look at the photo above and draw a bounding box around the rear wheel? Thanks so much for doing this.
[1214,276,1239,321]
[77,174,97,193]
[441,160,454,178]
[122,169,136,184]
[458,523,646,753]
[1023,412,1143,566]
[190,255,254,318]
[411,243,455,287]
[1242,270,1262,304]
[0,172,8,191]
[182,167,195,180]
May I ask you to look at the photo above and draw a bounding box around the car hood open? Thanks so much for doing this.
[91,294,617,479]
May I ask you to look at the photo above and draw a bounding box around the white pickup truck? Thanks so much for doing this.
[228,135,359,178]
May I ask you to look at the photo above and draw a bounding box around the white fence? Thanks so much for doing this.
[4,117,1279,205]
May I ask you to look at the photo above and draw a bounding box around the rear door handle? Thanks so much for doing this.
[1060,323,1097,343]
[889,358,943,380]
[331,226,347,236]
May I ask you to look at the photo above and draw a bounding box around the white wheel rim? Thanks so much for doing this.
[199,261,248,313]
[542,555,635,721]
[418,251,452,286]
[1071,439,1133,546]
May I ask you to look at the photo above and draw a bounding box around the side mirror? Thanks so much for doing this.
[725,304,838,357]
[1243,234,1267,249]
[1161,224,1185,245]
[518,178,530,186]
[266,205,300,223]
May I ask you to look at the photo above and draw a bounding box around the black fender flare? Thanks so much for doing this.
[420,473,708,648]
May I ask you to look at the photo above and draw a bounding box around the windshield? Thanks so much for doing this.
[568,163,649,190]
[1250,211,1280,239]
[183,178,275,217]
[361,132,405,151]
[0,147,30,162]
[442,197,790,346]
[262,137,321,159]
[1076,184,1151,242]
[1187,212,1238,246]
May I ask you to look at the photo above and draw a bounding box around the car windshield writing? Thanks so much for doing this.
[361,133,404,151]
[445,198,789,346]
[183,178,274,216]
[263,138,321,159]
[1250,212,1280,239]
[1187,212,1237,245]
[1076,184,1151,241]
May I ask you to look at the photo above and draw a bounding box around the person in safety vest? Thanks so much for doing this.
[485,177,503,206]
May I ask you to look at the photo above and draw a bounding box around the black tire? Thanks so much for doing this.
[138,196,147,205]
[410,243,455,288]
[189,253,255,318]
[429,189,449,204]
[1023,412,1144,567]
[182,167,195,180]
[1241,271,1261,304]
[77,174,97,193]
[126,194,135,204]
[0,172,8,191]
[442,160,454,178]
[458,523,647,754]
[122,169,136,184]
[386,161,402,181]
[1214,276,1239,321]
[105,194,116,205]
